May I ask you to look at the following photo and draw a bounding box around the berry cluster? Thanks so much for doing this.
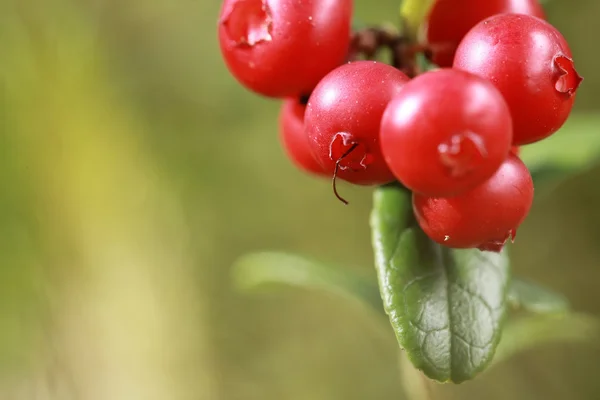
[218,0,582,252]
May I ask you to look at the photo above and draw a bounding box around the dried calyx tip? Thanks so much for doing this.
[331,143,359,206]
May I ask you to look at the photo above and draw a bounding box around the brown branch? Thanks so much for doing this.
[349,25,429,78]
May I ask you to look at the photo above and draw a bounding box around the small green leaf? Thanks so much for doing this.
[493,313,600,366]
[399,0,436,40]
[370,185,510,383]
[520,114,600,194]
[507,279,570,315]
[231,251,383,313]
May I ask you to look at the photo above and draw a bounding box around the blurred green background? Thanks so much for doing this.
[0,0,599,399]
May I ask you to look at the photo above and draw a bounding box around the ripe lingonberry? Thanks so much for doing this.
[380,69,512,197]
[454,14,583,146]
[413,154,534,252]
[218,0,352,98]
[425,0,545,68]
[304,61,410,190]
[279,98,325,176]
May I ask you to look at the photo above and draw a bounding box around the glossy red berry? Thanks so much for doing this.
[218,0,352,98]
[413,154,534,252]
[454,14,583,145]
[425,0,545,68]
[279,98,325,176]
[380,69,512,197]
[305,61,410,187]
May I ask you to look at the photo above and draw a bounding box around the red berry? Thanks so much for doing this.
[218,0,352,98]
[305,61,410,187]
[413,154,534,252]
[279,98,325,176]
[426,0,545,68]
[380,69,513,197]
[511,146,520,156]
[454,14,583,145]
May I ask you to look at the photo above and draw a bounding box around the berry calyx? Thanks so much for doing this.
[425,0,545,68]
[218,0,353,98]
[380,69,513,197]
[279,98,326,177]
[413,154,534,252]
[221,0,273,46]
[554,55,583,95]
[453,13,583,145]
[304,61,411,188]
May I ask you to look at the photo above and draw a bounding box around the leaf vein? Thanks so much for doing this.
[451,281,499,314]
[452,331,492,350]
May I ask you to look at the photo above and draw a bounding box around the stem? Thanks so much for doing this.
[350,27,417,76]
[399,0,436,41]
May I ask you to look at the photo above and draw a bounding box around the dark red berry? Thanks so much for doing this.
[218,0,352,98]
[380,69,512,197]
[279,98,325,176]
[425,0,545,68]
[305,61,410,187]
[413,154,534,252]
[454,14,583,145]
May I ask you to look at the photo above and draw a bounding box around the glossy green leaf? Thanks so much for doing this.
[231,251,383,313]
[493,313,600,366]
[507,278,569,315]
[370,185,510,383]
[520,114,600,194]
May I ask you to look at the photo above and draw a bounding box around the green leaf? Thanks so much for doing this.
[231,251,383,313]
[493,313,600,366]
[507,279,570,315]
[399,0,436,40]
[520,114,600,194]
[370,185,510,383]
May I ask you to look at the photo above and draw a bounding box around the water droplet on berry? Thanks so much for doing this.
[329,132,371,171]
[554,55,583,96]
[221,0,273,47]
[438,132,488,178]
